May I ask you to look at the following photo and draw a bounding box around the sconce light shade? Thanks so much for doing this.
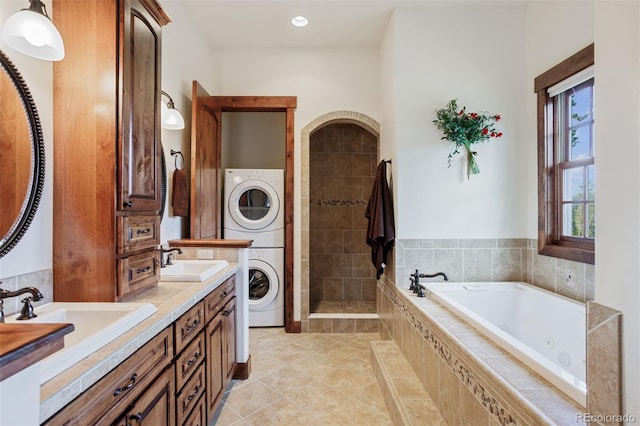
[161,90,185,130]
[2,0,65,61]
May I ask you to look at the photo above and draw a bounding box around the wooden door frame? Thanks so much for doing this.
[208,96,298,333]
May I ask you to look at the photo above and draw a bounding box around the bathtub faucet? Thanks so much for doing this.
[0,286,44,323]
[419,272,448,281]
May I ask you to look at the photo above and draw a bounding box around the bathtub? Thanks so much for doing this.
[423,281,586,406]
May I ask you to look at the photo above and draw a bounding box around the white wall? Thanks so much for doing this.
[593,1,640,417]
[390,6,527,239]
[0,1,53,279]
[158,2,218,244]
[213,47,381,321]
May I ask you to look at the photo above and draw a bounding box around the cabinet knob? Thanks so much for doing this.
[129,412,143,423]
[123,201,133,208]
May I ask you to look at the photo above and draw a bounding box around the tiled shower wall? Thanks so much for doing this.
[395,238,595,303]
[308,123,378,310]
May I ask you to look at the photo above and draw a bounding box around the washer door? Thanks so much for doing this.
[227,179,280,231]
[248,259,279,311]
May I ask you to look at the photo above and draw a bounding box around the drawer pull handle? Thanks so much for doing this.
[223,310,231,317]
[186,352,201,367]
[136,228,151,235]
[129,412,142,422]
[184,319,200,334]
[136,266,151,274]
[220,291,227,299]
[187,385,200,402]
[113,373,137,396]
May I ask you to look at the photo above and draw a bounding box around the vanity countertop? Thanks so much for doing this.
[38,263,238,422]
[0,322,74,381]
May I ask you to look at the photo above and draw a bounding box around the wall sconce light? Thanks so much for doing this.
[2,0,65,61]
[161,90,185,130]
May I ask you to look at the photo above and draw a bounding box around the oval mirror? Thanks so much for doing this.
[0,49,45,258]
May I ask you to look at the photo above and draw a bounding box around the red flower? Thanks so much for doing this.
[458,110,464,116]
[470,112,478,118]
[495,115,501,121]
[481,128,489,135]
[497,132,503,137]
[490,132,496,137]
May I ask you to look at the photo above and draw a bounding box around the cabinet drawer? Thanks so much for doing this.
[118,250,160,298]
[204,276,236,324]
[182,394,206,426]
[117,215,160,254]
[175,332,204,391]
[45,327,173,425]
[176,363,206,426]
[175,301,205,354]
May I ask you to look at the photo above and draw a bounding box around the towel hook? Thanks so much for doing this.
[170,149,185,170]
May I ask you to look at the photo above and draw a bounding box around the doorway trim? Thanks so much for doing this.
[300,111,380,332]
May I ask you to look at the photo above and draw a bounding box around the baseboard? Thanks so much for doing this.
[232,355,251,380]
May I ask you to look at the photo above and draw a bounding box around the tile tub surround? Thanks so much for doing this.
[586,302,623,425]
[38,264,238,422]
[377,277,584,425]
[0,268,54,317]
[395,239,595,303]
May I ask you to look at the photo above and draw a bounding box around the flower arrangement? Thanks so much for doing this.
[433,99,503,178]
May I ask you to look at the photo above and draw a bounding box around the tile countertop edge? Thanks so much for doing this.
[39,264,239,422]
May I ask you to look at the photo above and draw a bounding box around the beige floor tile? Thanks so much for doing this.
[212,328,393,425]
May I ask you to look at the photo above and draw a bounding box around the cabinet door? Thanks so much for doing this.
[119,0,162,212]
[222,297,237,380]
[113,367,175,426]
[205,313,224,419]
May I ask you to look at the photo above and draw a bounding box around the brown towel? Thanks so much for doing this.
[172,168,189,216]
[365,160,395,279]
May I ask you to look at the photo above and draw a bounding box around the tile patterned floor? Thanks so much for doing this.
[210,327,392,425]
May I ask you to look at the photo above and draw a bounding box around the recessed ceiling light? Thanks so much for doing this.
[291,16,309,27]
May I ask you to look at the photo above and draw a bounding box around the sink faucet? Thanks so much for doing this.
[419,272,448,281]
[160,247,183,268]
[0,286,44,323]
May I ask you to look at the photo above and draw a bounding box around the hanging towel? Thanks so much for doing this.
[365,160,395,279]
[172,168,189,216]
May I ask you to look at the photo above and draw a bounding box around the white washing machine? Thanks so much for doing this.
[224,169,284,248]
[248,248,284,327]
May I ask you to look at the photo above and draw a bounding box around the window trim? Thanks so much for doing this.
[535,43,595,265]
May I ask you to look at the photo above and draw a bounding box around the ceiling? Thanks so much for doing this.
[170,0,501,49]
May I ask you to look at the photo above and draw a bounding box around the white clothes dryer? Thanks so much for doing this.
[224,169,284,248]
[248,248,284,327]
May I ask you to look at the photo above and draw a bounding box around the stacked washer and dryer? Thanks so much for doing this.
[224,169,285,327]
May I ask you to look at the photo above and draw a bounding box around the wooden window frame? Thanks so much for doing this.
[534,44,595,265]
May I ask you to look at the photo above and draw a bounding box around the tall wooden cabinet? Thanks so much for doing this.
[53,0,170,301]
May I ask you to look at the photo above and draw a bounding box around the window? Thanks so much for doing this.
[535,44,595,264]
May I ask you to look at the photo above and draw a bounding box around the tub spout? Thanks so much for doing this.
[419,272,448,281]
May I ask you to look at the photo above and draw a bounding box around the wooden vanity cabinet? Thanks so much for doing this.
[52,0,170,302]
[113,368,175,426]
[204,276,237,418]
[45,328,174,425]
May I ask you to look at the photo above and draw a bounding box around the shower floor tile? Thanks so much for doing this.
[310,300,377,314]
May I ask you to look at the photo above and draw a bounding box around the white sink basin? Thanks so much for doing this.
[159,259,229,282]
[5,302,157,384]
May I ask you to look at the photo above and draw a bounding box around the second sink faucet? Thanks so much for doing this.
[0,285,44,323]
[161,247,183,268]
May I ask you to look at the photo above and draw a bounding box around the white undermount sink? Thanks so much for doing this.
[159,259,229,282]
[4,302,157,384]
